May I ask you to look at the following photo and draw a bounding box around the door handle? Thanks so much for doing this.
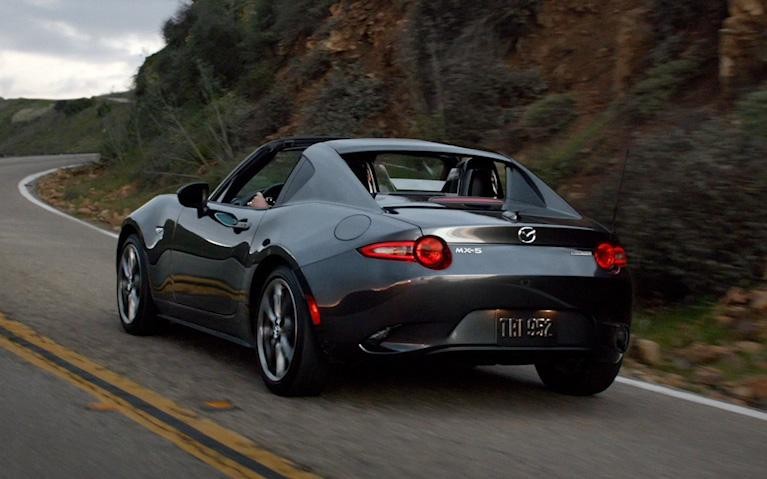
[232,219,250,231]
[213,212,250,231]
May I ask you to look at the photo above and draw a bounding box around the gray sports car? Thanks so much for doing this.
[117,138,632,396]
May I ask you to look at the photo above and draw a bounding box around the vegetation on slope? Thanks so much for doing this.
[0,96,131,156]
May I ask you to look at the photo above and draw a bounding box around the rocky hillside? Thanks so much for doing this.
[32,0,767,303]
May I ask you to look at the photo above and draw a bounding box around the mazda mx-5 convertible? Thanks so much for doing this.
[116,138,632,396]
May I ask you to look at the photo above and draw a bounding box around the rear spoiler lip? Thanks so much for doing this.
[428,197,504,206]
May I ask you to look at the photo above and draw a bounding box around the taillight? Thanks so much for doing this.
[359,241,415,262]
[414,236,451,270]
[359,236,452,270]
[594,242,628,271]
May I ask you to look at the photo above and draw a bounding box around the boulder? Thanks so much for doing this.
[726,384,756,402]
[117,184,138,199]
[693,366,724,386]
[734,341,764,354]
[631,338,662,366]
[727,305,751,316]
[675,343,728,364]
[715,314,736,328]
[750,289,767,313]
[740,376,767,404]
[722,287,750,306]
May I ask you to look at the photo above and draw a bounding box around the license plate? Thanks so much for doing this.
[497,316,556,344]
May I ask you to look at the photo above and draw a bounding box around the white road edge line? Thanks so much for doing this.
[615,377,767,421]
[17,165,767,422]
[17,165,119,240]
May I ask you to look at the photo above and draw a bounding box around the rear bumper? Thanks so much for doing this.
[301,251,632,364]
[358,311,630,364]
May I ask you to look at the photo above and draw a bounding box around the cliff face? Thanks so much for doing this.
[133,0,762,155]
[255,0,760,154]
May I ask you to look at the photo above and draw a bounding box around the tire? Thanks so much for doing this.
[255,266,328,396]
[535,357,622,396]
[117,235,161,335]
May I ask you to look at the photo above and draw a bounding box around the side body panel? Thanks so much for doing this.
[168,203,264,335]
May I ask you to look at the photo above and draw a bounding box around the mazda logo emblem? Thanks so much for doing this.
[518,226,537,244]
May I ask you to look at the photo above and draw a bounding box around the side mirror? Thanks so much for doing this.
[177,182,209,212]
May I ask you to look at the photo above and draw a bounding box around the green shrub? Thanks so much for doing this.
[505,69,548,101]
[187,1,244,88]
[624,59,700,120]
[589,116,767,300]
[270,0,335,47]
[534,110,613,186]
[54,98,94,117]
[403,0,542,145]
[247,87,293,141]
[520,94,576,139]
[285,50,332,87]
[299,67,387,136]
[162,2,195,46]
[736,85,767,135]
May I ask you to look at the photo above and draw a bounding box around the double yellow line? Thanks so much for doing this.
[0,314,318,479]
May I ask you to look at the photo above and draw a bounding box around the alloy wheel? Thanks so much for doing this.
[257,278,298,381]
[118,243,141,325]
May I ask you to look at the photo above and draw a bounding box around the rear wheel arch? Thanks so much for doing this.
[254,265,329,395]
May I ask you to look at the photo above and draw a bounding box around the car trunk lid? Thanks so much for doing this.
[380,200,611,249]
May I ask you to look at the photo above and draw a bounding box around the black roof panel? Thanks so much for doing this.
[322,138,509,162]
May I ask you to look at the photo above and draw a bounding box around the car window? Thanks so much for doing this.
[225,150,302,205]
[375,154,454,192]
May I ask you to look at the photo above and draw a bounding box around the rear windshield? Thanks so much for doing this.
[374,153,454,192]
[344,152,497,193]
[341,151,545,208]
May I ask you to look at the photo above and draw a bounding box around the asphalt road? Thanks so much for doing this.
[0,154,765,478]
[0,347,224,479]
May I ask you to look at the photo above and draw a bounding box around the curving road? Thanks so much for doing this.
[0,154,765,478]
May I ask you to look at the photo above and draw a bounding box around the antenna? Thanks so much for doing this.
[610,149,629,235]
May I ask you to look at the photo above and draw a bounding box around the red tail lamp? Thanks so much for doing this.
[594,242,628,271]
[359,241,415,262]
[359,236,452,270]
[414,236,452,270]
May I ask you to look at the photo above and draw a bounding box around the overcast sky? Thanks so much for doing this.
[0,0,182,99]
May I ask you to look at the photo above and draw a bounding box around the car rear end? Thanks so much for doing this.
[303,208,632,366]
[296,140,632,394]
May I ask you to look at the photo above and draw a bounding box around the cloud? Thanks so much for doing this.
[0,0,181,99]
[0,50,137,99]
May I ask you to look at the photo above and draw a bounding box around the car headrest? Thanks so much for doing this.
[467,167,497,198]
